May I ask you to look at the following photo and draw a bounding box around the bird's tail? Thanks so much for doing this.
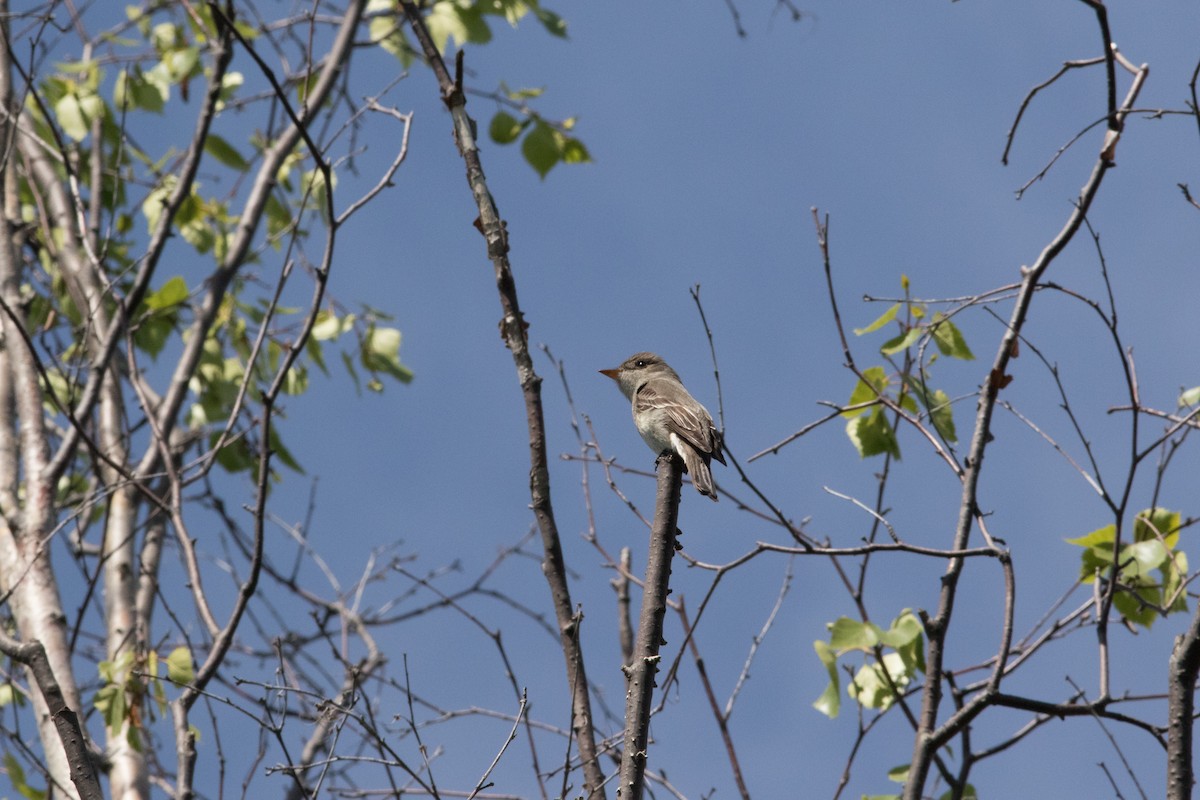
[679,445,719,502]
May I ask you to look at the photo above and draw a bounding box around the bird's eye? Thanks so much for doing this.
[635,360,645,367]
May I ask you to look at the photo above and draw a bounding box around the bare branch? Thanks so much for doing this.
[617,454,683,800]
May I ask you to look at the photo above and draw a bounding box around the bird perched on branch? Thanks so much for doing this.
[600,352,726,501]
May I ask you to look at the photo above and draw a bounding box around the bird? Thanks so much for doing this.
[600,352,726,501]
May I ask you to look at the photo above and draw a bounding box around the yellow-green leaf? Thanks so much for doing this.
[854,303,900,336]
[521,122,559,179]
[204,134,249,170]
[846,408,900,459]
[828,617,881,651]
[844,365,889,418]
[811,640,840,718]
[166,646,194,685]
[489,111,525,144]
[145,276,188,310]
[880,326,923,356]
[930,314,974,360]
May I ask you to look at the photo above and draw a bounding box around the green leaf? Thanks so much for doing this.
[846,408,900,459]
[1180,386,1200,407]
[854,303,900,336]
[160,46,200,83]
[828,617,881,651]
[938,785,978,800]
[1066,524,1115,583]
[1066,525,1115,550]
[530,4,567,37]
[204,134,250,170]
[94,682,127,731]
[1122,539,1167,579]
[142,175,176,233]
[145,276,189,310]
[521,122,560,178]
[134,314,175,359]
[368,0,413,65]
[489,111,525,144]
[502,83,544,101]
[888,611,926,674]
[211,433,255,474]
[3,753,46,800]
[925,387,955,442]
[848,652,911,710]
[295,71,320,105]
[269,427,305,473]
[426,1,492,51]
[217,71,244,110]
[1114,584,1159,628]
[38,369,75,413]
[1068,511,1189,625]
[0,683,24,707]
[142,63,173,105]
[880,326,923,356]
[55,90,104,141]
[264,193,293,245]
[559,135,592,165]
[930,314,974,360]
[150,21,181,51]
[908,377,957,444]
[282,363,308,396]
[887,764,910,784]
[876,610,922,650]
[300,167,337,212]
[306,336,329,376]
[311,309,344,341]
[811,640,840,718]
[362,326,413,384]
[152,672,168,717]
[1134,508,1181,546]
[341,350,363,394]
[115,67,166,112]
[166,646,194,685]
[1164,549,1189,614]
[844,366,890,418]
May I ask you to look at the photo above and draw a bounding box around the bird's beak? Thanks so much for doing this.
[598,368,620,381]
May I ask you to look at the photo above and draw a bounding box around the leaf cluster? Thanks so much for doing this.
[843,278,974,459]
[813,610,925,719]
[1067,508,1189,628]
[93,646,194,752]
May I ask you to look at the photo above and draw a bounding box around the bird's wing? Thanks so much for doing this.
[636,382,724,463]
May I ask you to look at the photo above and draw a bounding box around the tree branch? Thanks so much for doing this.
[617,454,683,800]
[398,4,608,795]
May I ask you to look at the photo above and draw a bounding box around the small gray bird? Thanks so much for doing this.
[600,352,726,501]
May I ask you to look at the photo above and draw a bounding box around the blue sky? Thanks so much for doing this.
[107,1,1200,797]
[254,2,1200,798]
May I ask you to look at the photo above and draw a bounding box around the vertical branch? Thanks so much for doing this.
[617,454,683,800]
[0,635,102,800]
[1167,608,1200,800]
[398,5,608,796]
[902,23,1148,799]
[0,6,87,797]
[172,391,270,800]
[614,547,634,665]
